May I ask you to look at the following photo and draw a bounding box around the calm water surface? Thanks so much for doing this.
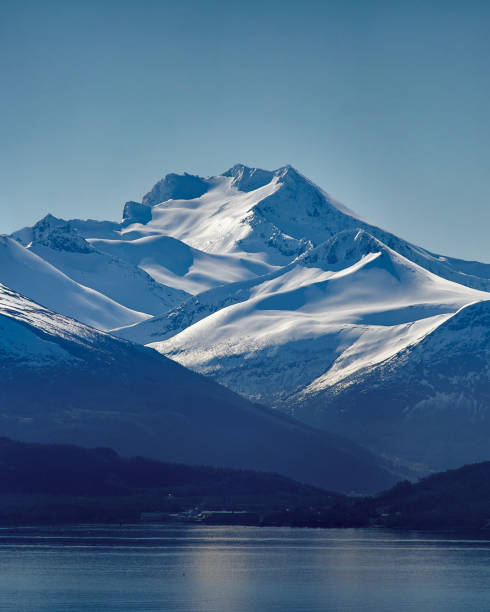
[0,524,489,611]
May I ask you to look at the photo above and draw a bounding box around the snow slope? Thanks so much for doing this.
[148,231,490,407]
[90,234,274,295]
[24,216,188,315]
[0,235,148,330]
[0,282,400,494]
[295,300,490,471]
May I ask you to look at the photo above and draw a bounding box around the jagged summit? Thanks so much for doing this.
[222,164,275,192]
[142,172,209,207]
[297,229,390,270]
[222,163,342,205]
[139,164,307,204]
[12,214,93,254]
[12,214,65,246]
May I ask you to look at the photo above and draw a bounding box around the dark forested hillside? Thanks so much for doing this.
[0,438,342,525]
[351,461,490,529]
[1,439,490,530]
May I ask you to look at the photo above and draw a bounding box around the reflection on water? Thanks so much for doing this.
[0,524,489,611]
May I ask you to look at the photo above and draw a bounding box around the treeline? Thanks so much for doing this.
[349,461,490,529]
[0,438,341,525]
[1,438,490,529]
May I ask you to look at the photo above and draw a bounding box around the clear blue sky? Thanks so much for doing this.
[2,0,489,261]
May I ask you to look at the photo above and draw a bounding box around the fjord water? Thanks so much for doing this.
[0,525,489,611]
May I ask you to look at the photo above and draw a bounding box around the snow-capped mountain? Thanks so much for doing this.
[146,230,489,407]
[11,164,490,306]
[8,164,490,471]
[115,164,490,291]
[0,282,399,493]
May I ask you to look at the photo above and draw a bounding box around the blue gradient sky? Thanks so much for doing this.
[2,0,489,261]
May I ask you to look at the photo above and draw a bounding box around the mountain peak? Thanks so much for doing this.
[274,164,301,179]
[122,201,152,226]
[296,229,387,270]
[222,163,306,193]
[142,172,209,206]
[222,164,274,192]
[27,215,93,254]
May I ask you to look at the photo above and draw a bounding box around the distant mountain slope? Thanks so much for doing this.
[0,282,400,494]
[295,300,490,470]
[0,235,148,330]
[24,215,188,315]
[147,231,489,408]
